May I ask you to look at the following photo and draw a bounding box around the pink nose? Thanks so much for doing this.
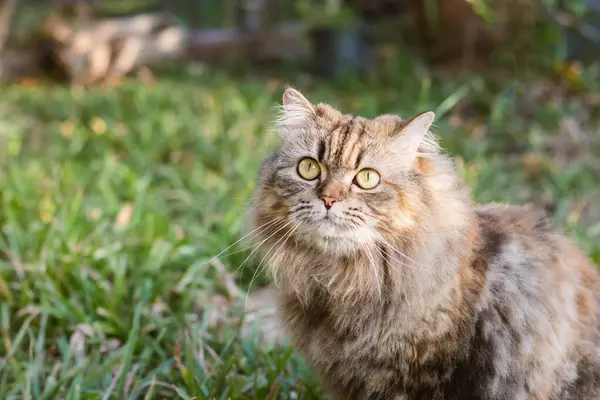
[321,196,337,209]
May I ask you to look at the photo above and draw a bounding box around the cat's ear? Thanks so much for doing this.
[277,88,316,136]
[391,111,437,160]
[282,87,313,109]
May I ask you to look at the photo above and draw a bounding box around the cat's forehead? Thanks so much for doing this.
[313,103,408,132]
[311,104,405,170]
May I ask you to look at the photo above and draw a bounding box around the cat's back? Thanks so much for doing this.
[475,202,598,299]
[473,203,600,399]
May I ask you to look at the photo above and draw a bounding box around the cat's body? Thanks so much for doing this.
[250,88,600,399]
[275,204,600,400]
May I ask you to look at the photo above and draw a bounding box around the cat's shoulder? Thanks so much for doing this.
[472,202,556,260]
[475,203,562,241]
[474,201,553,235]
[473,202,598,290]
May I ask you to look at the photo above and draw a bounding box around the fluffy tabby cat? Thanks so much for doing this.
[249,88,600,399]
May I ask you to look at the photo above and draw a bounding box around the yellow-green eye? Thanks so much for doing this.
[354,168,380,189]
[297,158,321,180]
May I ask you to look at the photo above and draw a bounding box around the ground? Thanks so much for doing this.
[0,63,599,399]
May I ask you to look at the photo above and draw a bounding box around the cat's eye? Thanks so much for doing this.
[354,168,380,190]
[297,158,321,180]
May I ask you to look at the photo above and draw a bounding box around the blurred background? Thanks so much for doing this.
[0,0,598,398]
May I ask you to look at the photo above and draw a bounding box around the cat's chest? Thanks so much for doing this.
[281,292,462,383]
[280,291,534,399]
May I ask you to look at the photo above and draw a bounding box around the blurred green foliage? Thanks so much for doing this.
[0,60,598,397]
[0,0,598,398]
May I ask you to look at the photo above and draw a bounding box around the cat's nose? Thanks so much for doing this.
[321,196,337,209]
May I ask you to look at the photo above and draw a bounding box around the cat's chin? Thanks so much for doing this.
[297,222,376,256]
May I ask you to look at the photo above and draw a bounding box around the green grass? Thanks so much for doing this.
[0,64,599,399]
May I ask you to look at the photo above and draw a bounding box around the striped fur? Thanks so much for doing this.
[250,88,600,399]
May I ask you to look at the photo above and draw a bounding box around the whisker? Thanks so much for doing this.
[344,212,366,224]
[372,245,406,276]
[373,230,418,264]
[373,236,432,275]
[254,221,302,279]
[373,244,428,306]
[358,237,382,299]
[206,216,285,265]
[233,219,293,276]
[374,238,415,269]
[245,221,303,312]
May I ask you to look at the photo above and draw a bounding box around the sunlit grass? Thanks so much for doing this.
[0,65,598,399]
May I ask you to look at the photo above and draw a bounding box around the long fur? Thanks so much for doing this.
[250,88,600,399]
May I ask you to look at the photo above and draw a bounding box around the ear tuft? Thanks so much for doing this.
[391,111,438,163]
[409,111,435,132]
[282,88,312,109]
[276,87,315,136]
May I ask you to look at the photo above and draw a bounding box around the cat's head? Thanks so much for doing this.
[251,88,447,258]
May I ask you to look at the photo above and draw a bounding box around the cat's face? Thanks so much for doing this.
[254,88,437,256]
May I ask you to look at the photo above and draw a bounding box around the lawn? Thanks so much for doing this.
[0,63,599,399]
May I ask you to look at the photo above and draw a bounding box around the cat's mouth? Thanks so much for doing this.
[322,213,339,223]
[308,211,350,228]
[304,216,363,240]
[287,209,377,254]
[289,203,375,247]
[296,220,376,256]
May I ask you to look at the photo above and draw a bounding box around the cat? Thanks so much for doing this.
[249,88,600,399]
